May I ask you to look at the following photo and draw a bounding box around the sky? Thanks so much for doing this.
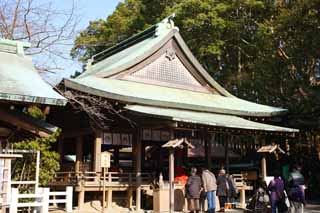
[76,0,121,28]
[43,0,122,83]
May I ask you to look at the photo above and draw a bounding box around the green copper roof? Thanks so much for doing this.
[125,105,298,133]
[65,76,286,117]
[78,15,233,97]
[78,17,177,80]
[0,39,67,106]
[65,15,288,117]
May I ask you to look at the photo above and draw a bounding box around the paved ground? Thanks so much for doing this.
[305,204,320,212]
[50,200,320,212]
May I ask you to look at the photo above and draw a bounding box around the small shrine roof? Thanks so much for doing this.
[162,138,194,149]
[0,39,67,106]
[257,145,285,154]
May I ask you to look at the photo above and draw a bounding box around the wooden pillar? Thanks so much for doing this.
[206,134,214,170]
[107,172,112,209]
[114,147,120,166]
[205,133,209,169]
[94,131,102,173]
[134,129,142,211]
[141,141,145,170]
[127,188,133,208]
[78,190,85,210]
[261,154,267,181]
[225,135,230,173]
[259,136,267,180]
[239,187,246,208]
[75,136,83,173]
[169,148,175,212]
[107,190,112,208]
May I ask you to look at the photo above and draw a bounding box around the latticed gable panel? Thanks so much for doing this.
[131,52,202,87]
[119,44,212,93]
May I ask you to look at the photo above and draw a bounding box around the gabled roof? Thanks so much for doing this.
[0,39,67,106]
[65,15,287,117]
[75,15,232,97]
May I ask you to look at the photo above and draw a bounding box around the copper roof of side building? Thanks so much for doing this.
[0,39,67,106]
[65,15,287,117]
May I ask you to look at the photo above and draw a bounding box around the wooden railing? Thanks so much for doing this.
[50,171,152,187]
[50,172,79,185]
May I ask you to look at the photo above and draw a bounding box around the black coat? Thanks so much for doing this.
[186,175,201,199]
[217,175,228,196]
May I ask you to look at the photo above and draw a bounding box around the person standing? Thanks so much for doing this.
[251,178,270,213]
[216,169,228,211]
[267,171,286,213]
[288,166,305,213]
[202,168,217,213]
[186,167,202,213]
[226,174,237,203]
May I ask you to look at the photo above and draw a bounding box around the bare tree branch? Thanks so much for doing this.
[0,0,80,73]
[62,89,135,130]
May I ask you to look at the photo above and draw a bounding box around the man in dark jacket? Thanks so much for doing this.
[202,168,217,213]
[217,169,228,210]
[186,167,202,213]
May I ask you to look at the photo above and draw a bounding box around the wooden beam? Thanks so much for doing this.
[61,128,93,138]
[0,108,51,137]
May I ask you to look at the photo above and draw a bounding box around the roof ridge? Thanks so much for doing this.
[89,14,176,65]
[0,38,31,56]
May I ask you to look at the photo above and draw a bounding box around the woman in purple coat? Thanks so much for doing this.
[267,171,285,213]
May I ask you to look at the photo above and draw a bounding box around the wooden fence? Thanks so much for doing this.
[10,186,73,213]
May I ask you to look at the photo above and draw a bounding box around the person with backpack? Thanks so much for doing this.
[247,178,270,212]
[267,171,287,213]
